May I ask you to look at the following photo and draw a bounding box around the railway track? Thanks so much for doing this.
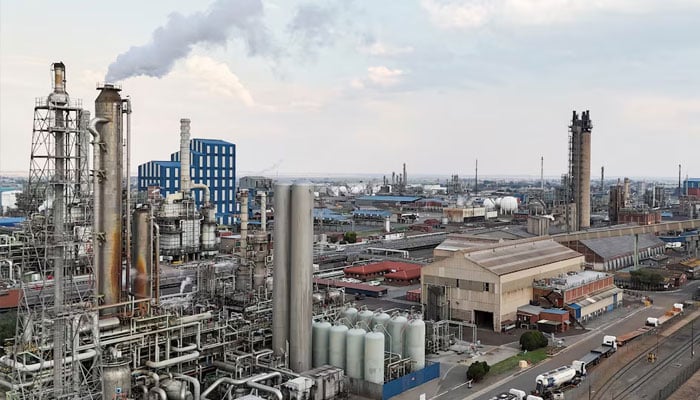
[591,316,700,400]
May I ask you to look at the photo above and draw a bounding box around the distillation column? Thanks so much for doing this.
[94,84,124,313]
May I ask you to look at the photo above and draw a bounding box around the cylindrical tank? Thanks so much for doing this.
[95,84,123,314]
[343,306,358,327]
[272,184,292,357]
[312,321,332,367]
[357,308,374,330]
[289,183,314,372]
[346,328,366,379]
[372,311,391,335]
[132,206,153,301]
[161,378,189,400]
[364,330,385,384]
[387,314,408,356]
[102,360,131,399]
[405,317,426,370]
[329,323,348,369]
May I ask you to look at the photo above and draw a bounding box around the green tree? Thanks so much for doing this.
[466,361,490,382]
[519,331,549,351]
[343,231,358,244]
[630,268,665,289]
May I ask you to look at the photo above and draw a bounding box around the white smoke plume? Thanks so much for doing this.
[105,0,275,82]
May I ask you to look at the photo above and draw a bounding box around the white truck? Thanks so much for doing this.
[534,336,617,398]
[489,389,543,400]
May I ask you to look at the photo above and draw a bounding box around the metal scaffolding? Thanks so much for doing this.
[10,63,100,399]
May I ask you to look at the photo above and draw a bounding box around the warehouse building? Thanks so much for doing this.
[138,138,236,225]
[562,234,665,271]
[422,238,584,331]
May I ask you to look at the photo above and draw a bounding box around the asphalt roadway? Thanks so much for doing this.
[456,282,700,400]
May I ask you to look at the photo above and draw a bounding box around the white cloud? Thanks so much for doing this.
[359,41,414,56]
[181,56,256,106]
[367,66,404,87]
[421,0,494,29]
[421,0,691,29]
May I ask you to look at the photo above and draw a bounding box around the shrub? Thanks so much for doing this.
[519,331,549,351]
[466,361,490,382]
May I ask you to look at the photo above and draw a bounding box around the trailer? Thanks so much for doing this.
[616,327,652,346]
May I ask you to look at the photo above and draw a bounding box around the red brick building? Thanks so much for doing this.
[618,209,662,225]
[533,271,614,307]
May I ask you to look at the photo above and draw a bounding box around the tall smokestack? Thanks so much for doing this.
[403,163,407,187]
[240,190,248,252]
[289,183,313,372]
[94,84,124,313]
[541,156,544,192]
[272,184,291,357]
[679,164,682,196]
[260,192,267,232]
[624,177,630,206]
[180,118,191,194]
[570,110,592,229]
[601,166,605,191]
[475,159,478,194]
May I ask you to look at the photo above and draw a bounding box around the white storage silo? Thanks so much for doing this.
[364,330,385,384]
[387,314,408,356]
[404,317,426,370]
[372,311,390,331]
[346,328,366,379]
[343,306,358,328]
[329,323,348,369]
[357,308,374,330]
[312,321,332,367]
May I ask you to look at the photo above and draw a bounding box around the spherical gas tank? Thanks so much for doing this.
[404,317,426,370]
[312,321,332,367]
[329,323,349,369]
[388,314,408,356]
[346,328,366,379]
[364,330,385,384]
[343,307,358,328]
[357,308,375,330]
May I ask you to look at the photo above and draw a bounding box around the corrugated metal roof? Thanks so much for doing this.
[542,308,568,315]
[517,304,544,315]
[356,195,421,203]
[464,239,582,276]
[351,209,392,217]
[579,234,664,260]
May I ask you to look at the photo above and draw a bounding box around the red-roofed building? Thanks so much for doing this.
[344,261,423,285]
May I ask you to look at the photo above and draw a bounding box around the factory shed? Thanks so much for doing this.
[422,238,584,331]
[355,195,421,207]
[564,234,665,271]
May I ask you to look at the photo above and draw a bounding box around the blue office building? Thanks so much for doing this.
[138,138,236,225]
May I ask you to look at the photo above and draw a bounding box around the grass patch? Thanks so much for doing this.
[490,348,549,375]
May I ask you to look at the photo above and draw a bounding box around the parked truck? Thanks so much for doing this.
[534,336,617,398]
[489,389,543,400]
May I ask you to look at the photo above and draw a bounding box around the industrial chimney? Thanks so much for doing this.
[569,110,592,229]
[180,119,191,194]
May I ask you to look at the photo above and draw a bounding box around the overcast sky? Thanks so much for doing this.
[1,0,699,180]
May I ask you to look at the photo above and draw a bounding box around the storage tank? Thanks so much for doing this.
[535,366,577,393]
[372,311,391,331]
[329,323,348,369]
[482,198,496,211]
[387,314,408,356]
[343,306,358,328]
[364,330,385,384]
[404,317,426,370]
[102,360,131,399]
[500,196,518,214]
[346,328,366,379]
[357,308,374,330]
[161,378,190,400]
[312,321,332,367]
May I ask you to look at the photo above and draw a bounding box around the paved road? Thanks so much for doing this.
[463,282,700,400]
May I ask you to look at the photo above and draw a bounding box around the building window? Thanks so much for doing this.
[483,282,490,292]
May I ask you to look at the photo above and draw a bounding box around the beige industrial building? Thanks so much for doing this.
[422,238,585,331]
